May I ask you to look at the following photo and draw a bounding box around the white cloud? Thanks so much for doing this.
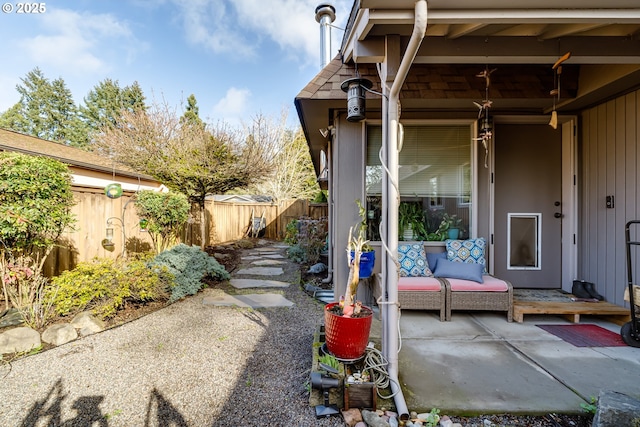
[170,0,256,58]
[19,8,140,74]
[212,87,252,124]
[169,0,350,64]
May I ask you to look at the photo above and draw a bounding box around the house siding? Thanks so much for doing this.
[579,89,640,306]
[332,118,367,302]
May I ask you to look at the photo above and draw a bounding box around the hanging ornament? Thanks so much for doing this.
[104,183,123,199]
[473,66,496,168]
[549,52,571,129]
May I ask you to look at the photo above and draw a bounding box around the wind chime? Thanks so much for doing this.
[474,66,496,168]
[549,52,571,129]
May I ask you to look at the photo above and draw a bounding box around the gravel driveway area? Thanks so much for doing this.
[0,244,344,426]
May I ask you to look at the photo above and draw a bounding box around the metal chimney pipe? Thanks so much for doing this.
[315,3,336,69]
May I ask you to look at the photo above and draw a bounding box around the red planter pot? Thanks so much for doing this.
[324,302,373,360]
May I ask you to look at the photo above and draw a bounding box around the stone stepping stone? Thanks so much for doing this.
[251,259,285,266]
[230,279,290,289]
[202,293,294,308]
[236,294,294,308]
[241,256,262,261]
[255,247,280,252]
[263,254,285,259]
[235,267,283,276]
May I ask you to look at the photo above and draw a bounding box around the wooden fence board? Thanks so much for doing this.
[45,194,327,275]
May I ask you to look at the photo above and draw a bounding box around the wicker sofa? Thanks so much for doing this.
[393,240,513,322]
[444,275,513,322]
[398,276,447,321]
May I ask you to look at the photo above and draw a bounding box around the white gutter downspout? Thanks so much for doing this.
[383,0,427,420]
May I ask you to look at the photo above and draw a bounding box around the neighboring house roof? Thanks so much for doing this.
[0,128,162,192]
[208,195,275,204]
[0,128,151,179]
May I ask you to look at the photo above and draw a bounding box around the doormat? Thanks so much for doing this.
[536,324,626,347]
[514,289,573,303]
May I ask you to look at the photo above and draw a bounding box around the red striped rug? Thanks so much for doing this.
[536,324,626,347]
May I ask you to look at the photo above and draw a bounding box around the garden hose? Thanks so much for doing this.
[363,345,401,399]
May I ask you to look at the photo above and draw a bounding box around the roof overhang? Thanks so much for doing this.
[297,0,640,177]
[342,1,640,65]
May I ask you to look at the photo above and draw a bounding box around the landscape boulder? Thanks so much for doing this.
[0,326,41,354]
[591,390,640,427]
[42,323,78,346]
[70,311,105,336]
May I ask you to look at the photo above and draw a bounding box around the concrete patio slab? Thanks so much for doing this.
[229,279,290,289]
[369,310,640,415]
[235,267,284,276]
[398,338,586,414]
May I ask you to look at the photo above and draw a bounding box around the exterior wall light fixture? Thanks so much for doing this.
[341,77,373,122]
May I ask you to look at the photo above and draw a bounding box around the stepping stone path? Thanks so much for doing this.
[204,241,295,309]
[251,259,285,266]
[234,266,284,276]
[202,293,294,308]
[230,279,290,289]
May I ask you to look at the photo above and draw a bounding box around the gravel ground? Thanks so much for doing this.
[0,241,594,427]
[0,243,343,427]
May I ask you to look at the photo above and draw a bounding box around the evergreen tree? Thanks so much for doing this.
[80,78,147,133]
[0,68,85,147]
[180,94,203,128]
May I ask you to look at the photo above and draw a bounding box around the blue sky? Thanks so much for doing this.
[0,0,351,127]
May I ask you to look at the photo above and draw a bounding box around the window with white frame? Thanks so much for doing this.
[365,124,473,241]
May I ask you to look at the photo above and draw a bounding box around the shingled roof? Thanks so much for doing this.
[0,128,153,180]
[296,56,577,106]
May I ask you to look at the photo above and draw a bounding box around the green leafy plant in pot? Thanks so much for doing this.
[427,212,462,241]
[399,202,427,240]
[441,213,462,239]
[325,204,374,360]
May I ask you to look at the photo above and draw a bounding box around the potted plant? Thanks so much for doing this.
[350,199,375,278]
[324,220,374,360]
[441,213,462,239]
[399,202,427,240]
[426,212,462,241]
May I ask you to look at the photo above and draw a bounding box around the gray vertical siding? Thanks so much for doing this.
[580,89,640,307]
[332,119,366,302]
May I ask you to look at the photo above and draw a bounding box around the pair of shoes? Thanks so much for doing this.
[572,280,605,300]
[572,280,592,298]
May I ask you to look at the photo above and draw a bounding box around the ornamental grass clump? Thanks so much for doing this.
[150,244,230,301]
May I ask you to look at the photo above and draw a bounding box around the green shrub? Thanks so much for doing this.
[49,258,171,319]
[135,190,190,254]
[284,219,298,245]
[150,244,230,301]
[286,244,306,263]
[286,218,327,264]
